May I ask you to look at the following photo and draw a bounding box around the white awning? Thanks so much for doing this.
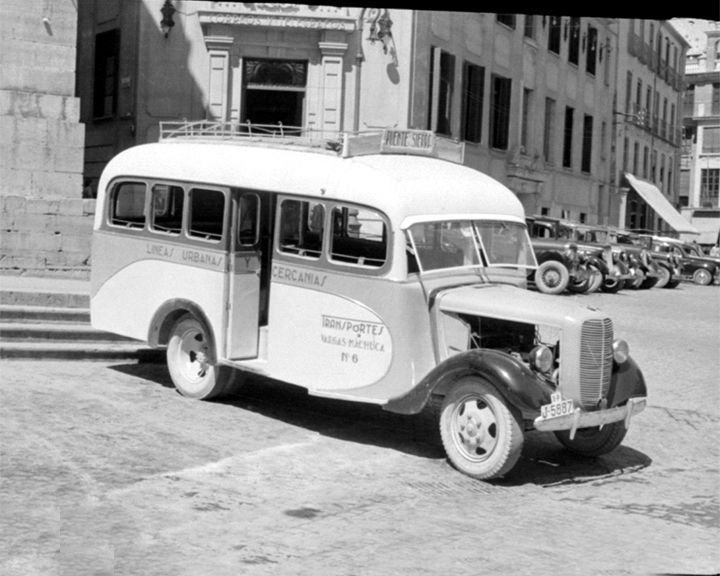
[624,173,700,234]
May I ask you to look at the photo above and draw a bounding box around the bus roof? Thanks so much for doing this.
[97,138,526,226]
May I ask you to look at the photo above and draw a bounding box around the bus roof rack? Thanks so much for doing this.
[159,121,465,164]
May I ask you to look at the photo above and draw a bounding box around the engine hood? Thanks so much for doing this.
[435,283,606,328]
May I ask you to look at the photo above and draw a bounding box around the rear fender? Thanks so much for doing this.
[383,349,555,418]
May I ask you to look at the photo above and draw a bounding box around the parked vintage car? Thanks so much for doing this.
[609,229,682,289]
[560,221,647,291]
[526,216,601,294]
[530,216,632,294]
[573,225,664,290]
[643,236,720,286]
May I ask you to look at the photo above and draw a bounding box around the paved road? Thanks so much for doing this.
[1,283,718,575]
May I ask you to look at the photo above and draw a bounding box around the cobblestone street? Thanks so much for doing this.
[1,283,718,576]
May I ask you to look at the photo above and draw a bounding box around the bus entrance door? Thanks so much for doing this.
[226,192,262,359]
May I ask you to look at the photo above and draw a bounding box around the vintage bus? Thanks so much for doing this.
[91,124,647,480]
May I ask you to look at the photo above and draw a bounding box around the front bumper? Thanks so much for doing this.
[533,397,647,439]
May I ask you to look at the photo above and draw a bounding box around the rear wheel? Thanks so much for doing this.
[554,421,627,457]
[167,314,241,400]
[439,378,524,480]
[534,260,570,295]
[693,268,712,286]
[666,279,681,289]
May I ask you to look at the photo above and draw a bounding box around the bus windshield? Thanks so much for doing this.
[407,220,536,272]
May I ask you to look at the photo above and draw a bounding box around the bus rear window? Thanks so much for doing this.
[330,206,387,268]
[279,199,324,259]
[189,188,225,241]
[110,182,146,229]
[151,184,184,235]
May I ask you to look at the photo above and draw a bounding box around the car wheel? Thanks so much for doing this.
[693,268,712,286]
[654,265,671,288]
[534,260,570,295]
[640,275,659,289]
[601,277,623,293]
[666,279,681,289]
[167,314,241,399]
[439,378,524,480]
[554,421,627,457]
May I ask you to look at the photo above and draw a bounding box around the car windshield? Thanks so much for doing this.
[407,220,537,272]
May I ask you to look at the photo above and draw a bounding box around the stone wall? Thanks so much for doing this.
[0,0,89,278]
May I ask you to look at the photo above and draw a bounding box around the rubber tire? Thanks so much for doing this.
[534,260,570,295]
[693,268,712,286]
[601,277,624,294]
[554,421,627,457]
[654,265,671,289]
[628,268,645,289]
[439,378,524,480]
[167,314,241,400]
[640,275,659,289]
[665,279,681,289]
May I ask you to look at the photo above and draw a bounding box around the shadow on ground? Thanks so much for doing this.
[110,362,652,487]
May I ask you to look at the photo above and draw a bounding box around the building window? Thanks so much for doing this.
[93,29,120,119]
[659,154,665,191]
[581,114,593,173]
[601,121,607,160]
[568,18,581,65]
[643,146,649,179]
[563,106,574,168]
[548,16,561,54]
[461,62,484,143]
[625,71,633,114]
[700,168,720,207]
[579,212,587,224]
[521,88,533,152]
[497,14,516,29]
[636,79,642,114]
[703,126,720,153]
[242,59,307,130]
[490,74,512,150]
[712,83,720,115]
[428,48,455,137]
[623,137,629,172]
[633,141,639,174]
[684,86,695,117]
[586,26,598,76]
[524,15,535,39]
[543,97,555,163]
[646,87,652,119]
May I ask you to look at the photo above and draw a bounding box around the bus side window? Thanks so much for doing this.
[151,184,184,235]
[189,188,225,241]
[330,205,387,268]
[110,182,146,229]
[279,199,324,258]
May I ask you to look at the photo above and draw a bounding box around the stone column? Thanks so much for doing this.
[204,36,234,122]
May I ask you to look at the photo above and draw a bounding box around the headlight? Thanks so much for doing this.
[613,339,630,364]
[529,345,554,374]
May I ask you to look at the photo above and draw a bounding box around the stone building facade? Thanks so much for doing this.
[0,0,91,277]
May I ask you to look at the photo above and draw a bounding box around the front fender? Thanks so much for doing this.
[383,349,555,417]
[607,355,647,407]
[585,256,609,276]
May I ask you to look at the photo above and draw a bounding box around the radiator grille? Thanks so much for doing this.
[579,318,613,408]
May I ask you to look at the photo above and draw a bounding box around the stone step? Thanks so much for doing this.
[0,322,135,343]
[0,289,89,309]
[0,341,165,362]
[0,304,90,324]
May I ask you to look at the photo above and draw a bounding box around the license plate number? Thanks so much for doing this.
[541,393,574,420]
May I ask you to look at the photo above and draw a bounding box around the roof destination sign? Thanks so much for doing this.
[343,129,465,164]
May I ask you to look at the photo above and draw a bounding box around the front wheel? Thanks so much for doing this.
[601,277,624,294]
[439,378,524,480]
[693,268,712,286]
[554,421,627,457]
[534,260,570,295]
[167,314,241,400]
[654,265,671,288]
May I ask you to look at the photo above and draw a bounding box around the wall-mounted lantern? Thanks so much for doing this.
[366,8,393,54]
[160,0,176,38]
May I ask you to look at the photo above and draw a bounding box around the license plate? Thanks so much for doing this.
[540,393,574,420]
